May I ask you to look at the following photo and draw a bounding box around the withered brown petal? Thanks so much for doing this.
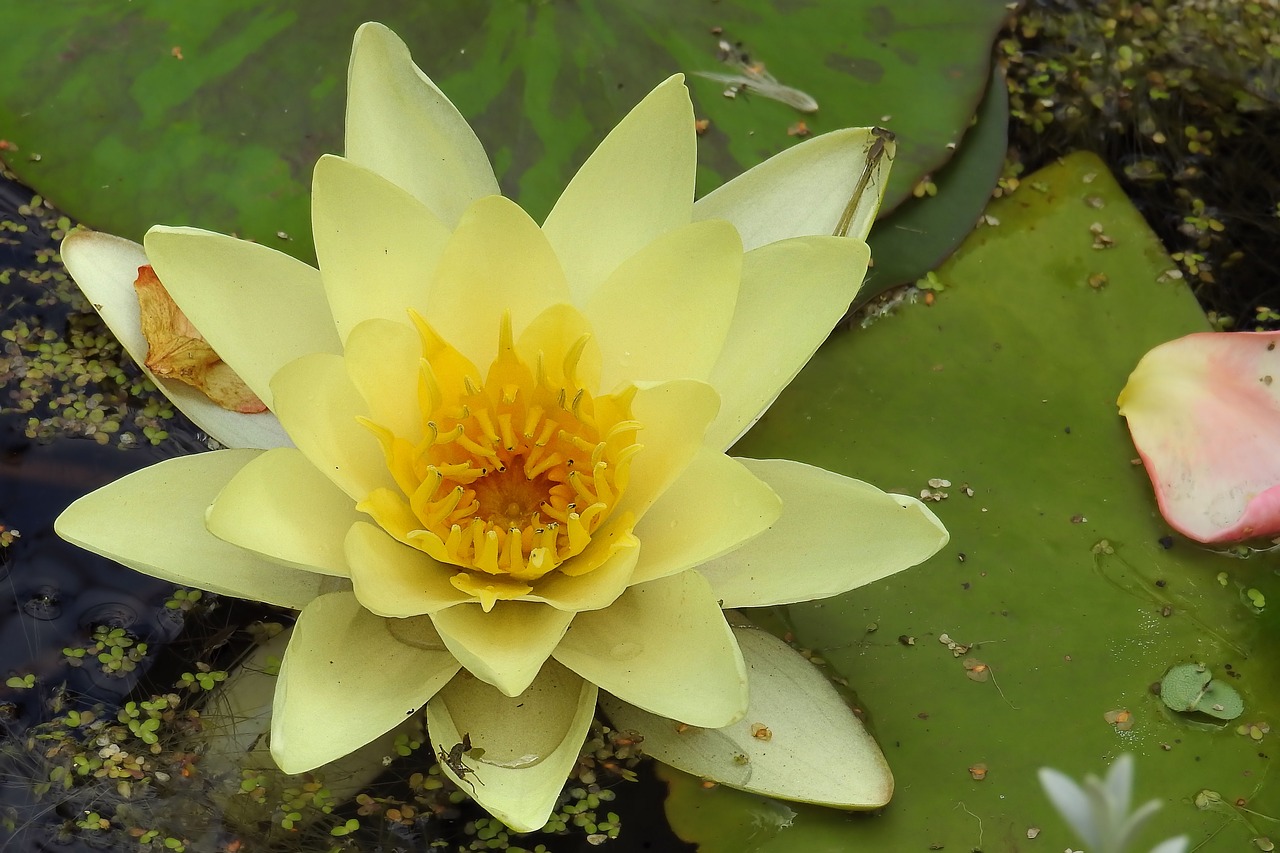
[133,265,267,413]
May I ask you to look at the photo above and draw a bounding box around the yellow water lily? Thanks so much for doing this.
[56,22,948,831]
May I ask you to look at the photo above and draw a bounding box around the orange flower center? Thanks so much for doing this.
[359,312,640,606]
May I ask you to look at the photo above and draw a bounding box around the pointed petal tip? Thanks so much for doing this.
[601,626,894,809]
[427,664,596,832]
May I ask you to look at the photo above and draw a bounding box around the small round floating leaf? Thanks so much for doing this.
[1159,663,1213,713]
[1198,680,1244,721]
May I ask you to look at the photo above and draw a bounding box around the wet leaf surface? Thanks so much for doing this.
[0,0,1008,263]
[861,67,1009,303]
[668,152,1280,851]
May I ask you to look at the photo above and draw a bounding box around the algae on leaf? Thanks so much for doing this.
[0,0,1008,262]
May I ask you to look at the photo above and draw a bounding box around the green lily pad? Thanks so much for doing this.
[1161,663,1245,721]
[861,67,1009,303]
[665,151,1280,851]
[0,0,1008,263]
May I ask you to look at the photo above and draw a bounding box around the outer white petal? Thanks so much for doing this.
[55,450,326,609]
[143,226,341,411]
[601,623,894,808]
[1104,753,1135,825]
[692,127,895,250]
[345,22,499,227]
[697,459,948,607]
[1038,767,1103,849]
[425,663,597,832]
[59,230,289,449]
[271,592,459,773]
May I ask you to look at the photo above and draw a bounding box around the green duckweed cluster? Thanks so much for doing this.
[0,587,648,852]
[60,624,151,677]
[1002,0,1280,326]
[0,164,180,448]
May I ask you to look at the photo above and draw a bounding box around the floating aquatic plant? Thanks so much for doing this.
[54,22,948,832]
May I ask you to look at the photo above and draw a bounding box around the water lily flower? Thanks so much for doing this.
[1118,331,1280,543]
[1039,754,1188,853]
[56,22,948,831]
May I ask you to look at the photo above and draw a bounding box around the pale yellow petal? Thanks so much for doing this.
[600,622,893,808]
[616,379,720,520]
[525,535,640,612]
[346,522,468,617]
[430,601,573,697]
[584,220,742,389]
[692,127,894,250]
[629,448,780,585]
[425,662,596,832]
[271,591,459,773]
[344,318,422,443]
[356,488,429,549]
[427,195,570,368]
[698,459,948,607]
[143,226,341,410]
[553,571,747,728]
[514,303,602,394]
[206,447,359,576]
[542,74,696,303]
[705,236,870,450]
[312,155,451,343]
[60,230,290,449]
[270,352,393,500]
[55,450,326,609]
[345,22,499,227]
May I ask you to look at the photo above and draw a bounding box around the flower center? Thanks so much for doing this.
[359,312,640,601]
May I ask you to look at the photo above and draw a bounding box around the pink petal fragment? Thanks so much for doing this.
[1118,331,1280,542]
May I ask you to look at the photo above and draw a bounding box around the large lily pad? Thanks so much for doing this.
[666,152,1280,850]
[861,67,1009,302]
[0,0,1008,263]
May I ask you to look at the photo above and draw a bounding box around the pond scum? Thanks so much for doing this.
[0,588,644,852]
[1000,0,1280,327]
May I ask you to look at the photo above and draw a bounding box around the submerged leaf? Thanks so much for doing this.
[133,265,266,413]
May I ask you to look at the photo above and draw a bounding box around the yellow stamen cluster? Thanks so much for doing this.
[361,312,640,601]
